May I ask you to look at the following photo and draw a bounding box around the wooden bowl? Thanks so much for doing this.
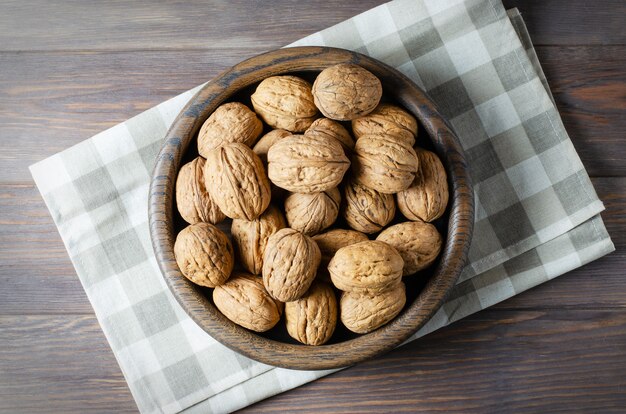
[149,46,473,370]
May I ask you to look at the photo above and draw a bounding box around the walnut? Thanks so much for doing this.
[267,134,350,193]
[205,143,271,220]
[251,129,293,200]
[213,272,283,332]
[262,228,321,302]
[342,179,395,234]
[231,205,286,275]
[252,129,291,164]
[175,157,225,225]
[251,76,318,132]
[376,221,443,276]
[328,240,403,293]
[285,282,337,345]
[351,103,418,146]
[340,282,406,334]
[312,229,369,271]
[397,148,449,222]
[174,223,233,288]
[352,133,419,194]
[312,64,382,121]
[304,118,354,152]
[284,188,340,236]
[197,102,263,157]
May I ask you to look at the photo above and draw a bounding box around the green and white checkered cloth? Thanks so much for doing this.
[30,0,614,413]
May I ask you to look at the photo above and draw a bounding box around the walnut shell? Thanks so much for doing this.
[252,129,291,164]
[175,157,226,225]
[231,205,286,275]
[340,282,406,334]
[213,272,283,332]
[305,118,354,152]
[312,229,369,271]
[397,148,449,222]
[352,133,419,194]
[174,223,233,288]
[205,143,271,220]
[329,240,403,293]
[251,129,292,200]
[267,134,350,193]
[262,228,321,302]
[342,179,395,234]
[351,103,418,146]
[251,76,318,132]
[285,282,337,345]
[197,102,263,157]
[312,64,382,121]
[284,188,341,236]
[376,221,443,276]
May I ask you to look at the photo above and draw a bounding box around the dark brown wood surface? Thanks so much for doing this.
[0,0,623,412]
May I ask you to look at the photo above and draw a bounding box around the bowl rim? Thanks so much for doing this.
[149,46,474,370]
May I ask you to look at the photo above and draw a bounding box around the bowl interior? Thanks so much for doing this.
[149,46,473,370]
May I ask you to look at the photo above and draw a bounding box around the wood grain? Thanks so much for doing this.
[0,0,385,52]
[0,49,261,183]
[0,0,623,412]
[537,46,626,177]
[1,46,623,182]
[243,308,626,413]
[502,0,626,45]
[1,0,622,52]
[3,309,623,413]
[0,315,136,413]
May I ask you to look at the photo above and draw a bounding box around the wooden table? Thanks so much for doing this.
[1,1,624,412]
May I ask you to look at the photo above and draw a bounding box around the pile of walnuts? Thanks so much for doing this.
[174,64,449,346]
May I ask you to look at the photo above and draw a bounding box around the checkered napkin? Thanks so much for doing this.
[29,0,614,413]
